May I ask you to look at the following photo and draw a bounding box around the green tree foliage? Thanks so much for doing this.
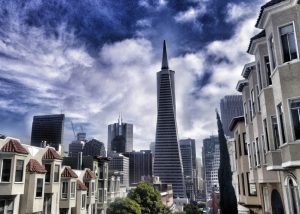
[128,182,167,214]
[183,201,205,214]
[216,111,238,214]
[107,198,141,214]
[174,212,186,214]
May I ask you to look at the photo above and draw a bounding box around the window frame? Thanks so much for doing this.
[54,164,60,183]
[278,21,299,63]
[36,178,44,198]
[289,97,300,141]
[15,159,24,183]
[70,181,76,199]
[277,103,286,145]
[61,181,68,199]
[81,194,86,209]
[264,55,272,86]
[1,159,12,183]
[44,164,51,183]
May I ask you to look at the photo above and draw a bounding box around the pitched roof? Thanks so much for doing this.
[1,139,29,155]
[61,166,78,178]
[26,159,47,174]
[84,169,97,180]
[77,180,88,191]
[256,0,287,27]
[42,148,63,160]
[247,30,266,53]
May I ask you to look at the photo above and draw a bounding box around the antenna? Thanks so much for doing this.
[71,121,76,140]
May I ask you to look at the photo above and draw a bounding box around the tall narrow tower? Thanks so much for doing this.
[153,41,186,198]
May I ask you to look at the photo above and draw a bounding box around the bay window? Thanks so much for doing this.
[62,181,68,199]
[290,99,300,140]
[280,23,298,62]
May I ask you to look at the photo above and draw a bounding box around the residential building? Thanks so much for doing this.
[153,40,186,198]
[202,136,220,200]
[107,116,133,155]
[235,1,300,212]
[220,95,244,137]
[31,114,65,151]
[123,150,152,185]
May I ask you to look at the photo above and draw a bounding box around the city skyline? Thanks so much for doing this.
[0,0,266,156]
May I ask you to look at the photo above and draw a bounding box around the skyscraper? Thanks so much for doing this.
[82,139,106,157]
[220,95,243,137]
[108,153,129,188]
[202,136,220,200]
[31,114,65,150]
[153,41,186,198]
[107,116,133,155]
[124,150,152,185]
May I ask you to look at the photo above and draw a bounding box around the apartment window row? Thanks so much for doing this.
[235,132,247,158]
[0,159,24,183]
[238,173,257,197]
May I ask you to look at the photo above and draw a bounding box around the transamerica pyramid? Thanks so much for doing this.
[153,41,186,198]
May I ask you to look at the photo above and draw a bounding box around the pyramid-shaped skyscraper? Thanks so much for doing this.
[153,41,186,198]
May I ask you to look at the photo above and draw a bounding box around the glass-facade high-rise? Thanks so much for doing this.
[153,41,186,198]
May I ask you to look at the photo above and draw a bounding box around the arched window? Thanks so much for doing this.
[285,176,300,214]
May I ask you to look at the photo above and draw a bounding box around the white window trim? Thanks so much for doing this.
[277,21,299,65]
[0,158,12,183]
[35,178,44,198]
[61,181,68,199]
[14,159,25,184]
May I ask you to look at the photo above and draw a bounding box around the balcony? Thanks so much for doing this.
[281,143,300,168]
[266,150,282,171]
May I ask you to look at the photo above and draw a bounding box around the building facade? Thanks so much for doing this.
[153,41,186,198]
[82,139,106,157]
[107,117,133,155]
[220,95,244,138]
[202,136,220,200]
[123,150,152,185]
[31,114,65,150]
[108,153,129,188]
[235,1,300,212]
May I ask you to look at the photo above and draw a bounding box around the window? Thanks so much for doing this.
[263,187,271,213]
[54,165,60,182]
[256,85,261,112]
[85,182,90,196]
[286,178,300,213]
[280,23,298,62]
[0,200,13,214]
[70,181,76,198]
[15,160,24,182]
[263,119,270,151]
[249,100,253,121]
[1,159,11,182]
[243,133,248,155]
[91,182,95,196]
[269,35,277,69]
[255,138,261,166]
[238,134,242,157]
[251,89,256,116]
[44,196,52,214]
[262,135,267,164]
[290,99,300,140]
[0,201,4,214]
[36,178,43,197]
[247,173,257,196]
[244,102,248,124]
[248,144,252,169]
[237,176,240,195]
[272,116,280,150]
[45,164,51,182]
[253,142,257,167]
[277,103,286,144]
[82,194,86,209]
[98,189,103,202]
[264,56,272,86]
[241,173,245,195]
[257,62,262,89]
[62,181,68,199]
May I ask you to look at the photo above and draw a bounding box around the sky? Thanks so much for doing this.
[0,0,267,157]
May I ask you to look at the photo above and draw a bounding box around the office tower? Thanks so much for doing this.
[124,150,152,185]
[153,41,186,198]
[196,158,205,199]
[31,114,65,150]
[108,153,129,188]
[220,95,243,137]
[149,142,155,157]
[202,136,220,200]
[107,116,133,155]
[82,139,106,157]
[69,140,85,157]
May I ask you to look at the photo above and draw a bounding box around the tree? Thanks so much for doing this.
[216,111,238,214]
[128,182,166,214]
[183,201,205,214]
[107,198,141,214]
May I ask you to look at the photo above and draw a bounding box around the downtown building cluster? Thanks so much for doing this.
[223,0,300,213]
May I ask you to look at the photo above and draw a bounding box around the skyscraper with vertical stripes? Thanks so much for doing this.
[153,41,186,198]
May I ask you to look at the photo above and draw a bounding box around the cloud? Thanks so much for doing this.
[174,6,206,23]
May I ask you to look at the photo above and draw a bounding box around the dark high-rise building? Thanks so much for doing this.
[107,116,133,155]
[108,153,129,187]
[153,41,186,198]
[31,114,65,150]
[69,133,87,157]
[124,150,152,185]
[180,139,197,201]
[83,139,106,157]
[202,136,220,200]
[220,95,243,137]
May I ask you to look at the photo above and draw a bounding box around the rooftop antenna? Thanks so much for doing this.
[70,121,76,140]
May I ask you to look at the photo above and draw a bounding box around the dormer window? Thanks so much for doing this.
[15,160,24,182]
[280,23,298,62]
[1,159,11,182]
